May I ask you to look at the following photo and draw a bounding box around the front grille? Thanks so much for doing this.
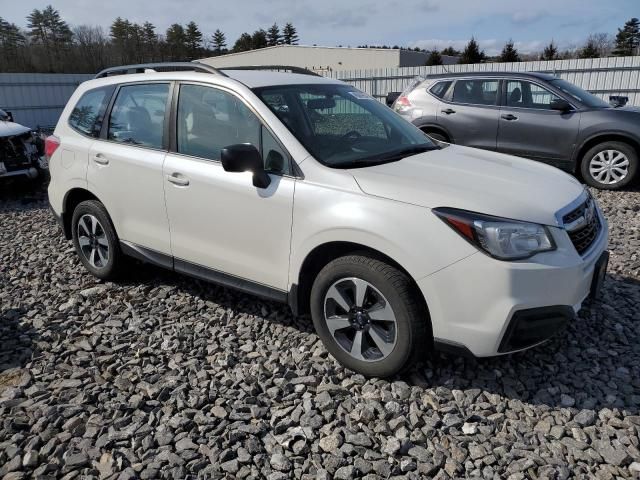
[563,198,601,255]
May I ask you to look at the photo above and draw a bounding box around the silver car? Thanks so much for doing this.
[393,72,638,190]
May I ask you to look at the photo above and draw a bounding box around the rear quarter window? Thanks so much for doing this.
[68,86,114,137]
[429,81,452,99]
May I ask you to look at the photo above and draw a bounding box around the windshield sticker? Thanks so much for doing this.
[348,91,375,100]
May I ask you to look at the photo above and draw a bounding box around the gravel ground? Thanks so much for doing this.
[1,179,639,480]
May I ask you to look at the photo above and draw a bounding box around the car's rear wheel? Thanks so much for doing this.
[310,254,429,377]
[71,200,122,280]
[581,141,637,190]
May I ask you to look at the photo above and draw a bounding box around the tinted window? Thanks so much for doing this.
[108,83,169,149]
[452,79,499,105]
[549,79,608,108]
[506,80,561,109]
[430,81,452,99]
[177,85,289,174]
[69,86,113,137]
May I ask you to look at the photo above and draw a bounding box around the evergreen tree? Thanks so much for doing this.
[459,37,485,64]
[184,21,203,59]
[579,38,600,58]
[166,23,186,61]
[212,29,227,54]
[27,5,72,71]
[282,22,299,45]
[141,22,157,62]
[267,23,281,46]
[440,46,460,57]
[499,40,521,62]
[613,17,640,56]
[251,29,267,49]
[541,41,558,60]
[233,32,253,52]
[425,50,443,66]
[0,17,26,71]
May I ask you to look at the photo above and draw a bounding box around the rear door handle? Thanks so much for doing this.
[92,154,109,165]
[441,108,456,115]
[166,173,190,187]
[501,114,518,121]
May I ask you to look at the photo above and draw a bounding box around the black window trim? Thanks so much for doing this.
[442,77,503,108]
[98,80,174,152]
[500,77,578,112]
[427,80,454,100]
[168,80,299,179]
[67,84,116,139]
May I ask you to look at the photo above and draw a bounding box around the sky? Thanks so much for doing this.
[1,0,636,55]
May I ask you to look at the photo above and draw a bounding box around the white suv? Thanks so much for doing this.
[47,63,609,377]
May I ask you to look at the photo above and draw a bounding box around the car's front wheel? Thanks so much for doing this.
[310,254,429,377]
[71,200,122,280]
[581,141,637,189]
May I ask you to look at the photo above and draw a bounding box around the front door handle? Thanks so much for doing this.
[166,173,190,187]
[501,114,518,121]
[441,108,456,115]
[92,154,109,165]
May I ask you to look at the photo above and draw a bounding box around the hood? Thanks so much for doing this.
[0,120,31,138]
[349,145,585,226]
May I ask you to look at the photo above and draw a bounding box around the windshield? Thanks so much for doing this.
[254,84,436,168]
[550,79,610,108]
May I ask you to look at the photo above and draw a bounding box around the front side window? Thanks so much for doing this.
[506,80,561,109]
[549,79,608,108]
[256,84,436,168]
[108,83,169,149]
[452,79,499,106]
[177,84,290,174]
[69,86,113,137]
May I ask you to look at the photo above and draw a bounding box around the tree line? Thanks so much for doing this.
[0,6,638,73]
[0,5,299,73]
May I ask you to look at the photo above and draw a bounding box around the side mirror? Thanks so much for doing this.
[550,98,572,112]
[609,95,628,108]
[221,144,271,189]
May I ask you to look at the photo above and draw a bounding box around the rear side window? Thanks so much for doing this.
[68,86,113,137]
[452,79,499,106]
[429,81,452,99]
[108,83,169,149]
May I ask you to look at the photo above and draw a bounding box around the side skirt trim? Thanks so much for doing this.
[119,241,288,304]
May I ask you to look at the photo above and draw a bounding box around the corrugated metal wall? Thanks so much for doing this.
[328,56,640,106]
[1,56,639,130]
[0,73,93,129]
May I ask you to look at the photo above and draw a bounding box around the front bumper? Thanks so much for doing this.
[419,217,609,357]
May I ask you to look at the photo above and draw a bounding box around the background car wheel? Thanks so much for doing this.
[581,141,637,190]
[423,130,449,143]
[71,200,122,280]
[310,254,429,378]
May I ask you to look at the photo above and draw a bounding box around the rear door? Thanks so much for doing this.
[87,82,172,255]
[436,78,500,150]
[497,79,581,166]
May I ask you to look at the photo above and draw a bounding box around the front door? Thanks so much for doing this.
[163,83,295,291]
[497,79,581,167]
[437,78,501,150]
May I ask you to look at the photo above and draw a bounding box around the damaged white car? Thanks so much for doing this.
[0,109,47,180]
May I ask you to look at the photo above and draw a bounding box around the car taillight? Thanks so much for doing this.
[395,96,412,107]
[45,135,60,160]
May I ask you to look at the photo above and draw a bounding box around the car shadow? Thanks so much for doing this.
[116,259,639,414]
[0,308,37,383]
[0,176,49,213]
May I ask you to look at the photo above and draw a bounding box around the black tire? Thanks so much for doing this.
[310,254,429,378]
[580,141,637,190]
[71,200,122,281]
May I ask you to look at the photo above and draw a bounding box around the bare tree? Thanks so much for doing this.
[73,25,108,72]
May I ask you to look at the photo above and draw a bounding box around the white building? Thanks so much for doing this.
[199,45,454,74]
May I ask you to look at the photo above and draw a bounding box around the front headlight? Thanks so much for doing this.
[433,207,556,260]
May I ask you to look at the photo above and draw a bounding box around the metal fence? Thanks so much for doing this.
[327,55,640,106]
[0,73,93,129]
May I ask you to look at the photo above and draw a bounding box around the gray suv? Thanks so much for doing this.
[393,72,638,190]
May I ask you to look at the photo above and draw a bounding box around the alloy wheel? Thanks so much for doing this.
[77,214,110,269]
[589,149,630,185]
[323,277,397,362]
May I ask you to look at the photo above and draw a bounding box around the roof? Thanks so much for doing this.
[223,69,340,88]
[423,71,558,81]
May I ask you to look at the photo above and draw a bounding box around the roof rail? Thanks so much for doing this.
[94,61,227,79]
[219,65,321,77]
